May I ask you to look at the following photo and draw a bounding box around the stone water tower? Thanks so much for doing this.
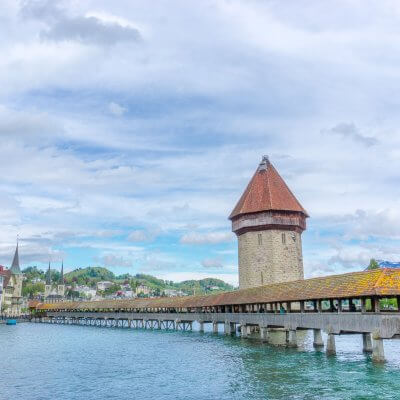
[229,156,308,290]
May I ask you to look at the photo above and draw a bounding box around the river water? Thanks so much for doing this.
[1,323,400,400]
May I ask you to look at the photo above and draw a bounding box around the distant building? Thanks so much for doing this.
[44,262,66,302]
[136,284,151,296]
[163,289,185,297]
[75,285,97,299]
[97,281,114,291]
[0,243,24,315]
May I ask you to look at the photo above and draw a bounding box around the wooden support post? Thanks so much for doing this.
[361,298,367,313]
[199,321,204,332]
[300,301,305,313]
[372,297,381,313]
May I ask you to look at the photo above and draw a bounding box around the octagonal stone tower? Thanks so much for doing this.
[229,156,309,290]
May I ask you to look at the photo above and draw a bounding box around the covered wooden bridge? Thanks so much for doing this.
[31,268,400,362]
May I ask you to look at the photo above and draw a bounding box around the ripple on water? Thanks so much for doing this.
[1,324,400,400]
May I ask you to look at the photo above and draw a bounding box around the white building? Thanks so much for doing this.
[75,285,97,299]
[97,281,114,291]
[163,289,185,297]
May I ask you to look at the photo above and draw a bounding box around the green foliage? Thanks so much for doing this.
[22,282,45,298]
[21,265,235,297]
[102,284,121,296]
[22,266,45,281]
[367,258,380,270]
[64,267,115,286]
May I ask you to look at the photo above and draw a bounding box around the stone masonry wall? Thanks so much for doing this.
[238,229,304,290]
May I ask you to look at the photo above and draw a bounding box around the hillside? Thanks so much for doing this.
[22,266,236,295]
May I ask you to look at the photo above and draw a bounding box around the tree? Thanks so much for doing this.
[367,258,379,270]
[22,282,45,298]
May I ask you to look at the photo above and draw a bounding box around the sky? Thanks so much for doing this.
[1,0,400,286]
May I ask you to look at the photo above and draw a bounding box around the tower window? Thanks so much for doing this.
[258,233,262,245]
[281,233,286,244]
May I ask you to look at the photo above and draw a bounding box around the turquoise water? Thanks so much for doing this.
[1,323,400,400]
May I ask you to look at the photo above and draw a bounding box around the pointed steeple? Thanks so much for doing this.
[10,240,22,275]
[229,156,309,220]
[46,262,51,285]
[59,260,64,284]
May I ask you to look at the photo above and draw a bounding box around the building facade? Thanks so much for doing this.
[0,244,24,315]
[44,262,66,302]
[230,156,308,290]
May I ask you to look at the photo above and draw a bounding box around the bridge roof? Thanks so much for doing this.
[35,268,400,311]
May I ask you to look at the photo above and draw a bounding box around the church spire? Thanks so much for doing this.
[10,239,22,275]
[46,262,51,285]
[60,260,64,284]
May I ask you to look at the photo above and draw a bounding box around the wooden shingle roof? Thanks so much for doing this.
[36,269,400,311]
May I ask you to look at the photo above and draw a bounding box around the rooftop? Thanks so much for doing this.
[229,156,308,220]
[35,268,400,311]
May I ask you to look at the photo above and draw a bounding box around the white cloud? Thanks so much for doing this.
[108,102,126,116]
[100,254,133,268]
[1,0,400,279]
[180,232,234,245]
[201,258,224,268]
[128,229,158,242]
[20,0,141,46]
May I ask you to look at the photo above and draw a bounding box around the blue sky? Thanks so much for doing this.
[1,0,400,285]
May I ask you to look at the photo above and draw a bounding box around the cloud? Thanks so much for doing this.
[323,123,378,147]
[201,258,224,268]
[128,229,158,242]
[20,0,141,46]
[100,254,133,268]
[108,102,126,116]
[1,0,400,279]
[180,232,234,245]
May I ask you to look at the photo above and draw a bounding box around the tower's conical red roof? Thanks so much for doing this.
[229,157,308,220]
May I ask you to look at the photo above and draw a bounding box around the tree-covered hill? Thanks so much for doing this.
[21,266,236,295]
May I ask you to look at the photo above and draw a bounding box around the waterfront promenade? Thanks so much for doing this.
[31,268,400,363]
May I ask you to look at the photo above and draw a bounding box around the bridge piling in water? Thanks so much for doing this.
[363,333,373,353]
[313,329,324,348]
[212,322,218,333]
[372,333,385,363]
[287,329,297,348]
[326,334,336,356]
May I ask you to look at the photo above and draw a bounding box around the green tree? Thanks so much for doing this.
[367,258,379,270]
[22,282,45,298]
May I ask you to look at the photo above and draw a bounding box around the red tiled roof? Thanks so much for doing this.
[28,300,41,308]
[229,158,308,219]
